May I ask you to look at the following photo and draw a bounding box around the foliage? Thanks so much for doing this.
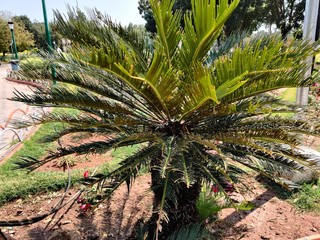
[0,17,12,55]
[290,179,320,212]
[139,0,268,37]
[138,0,191,34]
[224,0,265,37]
[168,223,209,240]
[19,56,47,70]
[196,183,226,221]
[0,14,34,55]
[265,0,306,38]
[6,0,320,238]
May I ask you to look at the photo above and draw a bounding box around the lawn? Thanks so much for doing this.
[0,119,139,205]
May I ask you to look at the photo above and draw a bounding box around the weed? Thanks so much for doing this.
[290,179,320,213]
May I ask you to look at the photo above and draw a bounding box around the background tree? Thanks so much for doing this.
[13,15,61,51]
[1,0,320,238]
[265,0,306,38]
[0,13,34,55]
[13,15,33,32]
[224,0,265,36]
[138,0,266,36]
[0,17,12,57]
[138,0,191,33]
[13,19,35,51]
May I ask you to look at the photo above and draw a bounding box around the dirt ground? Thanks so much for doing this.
[0,169,319,240]
[0,134,319,239]
[0,174,153,240]
[210,176,320,240]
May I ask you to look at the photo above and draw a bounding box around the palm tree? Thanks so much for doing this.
[6,0,320,238]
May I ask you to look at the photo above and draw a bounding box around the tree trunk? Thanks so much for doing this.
[146,163,201,239]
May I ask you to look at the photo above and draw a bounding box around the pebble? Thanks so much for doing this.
[261,235,271,239]
[284,226,291,230]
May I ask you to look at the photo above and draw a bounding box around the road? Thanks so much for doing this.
[0,63,38,160]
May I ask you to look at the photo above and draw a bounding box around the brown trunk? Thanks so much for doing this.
[146,161,201,239]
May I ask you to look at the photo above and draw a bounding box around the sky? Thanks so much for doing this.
[0,0,146,26]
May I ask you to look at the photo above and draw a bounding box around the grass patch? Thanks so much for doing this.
[290,179,320,213]
[279,88,296,103]
[271,88,297,118]
[0,118,143,205]
[0,121,76,205]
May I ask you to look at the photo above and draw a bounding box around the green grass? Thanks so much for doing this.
[270,88,297,118]
[290,179,320,213]
[279,88,297,103]
[0,118,141,205]
[0,121,76,204]
[315,54,320,64]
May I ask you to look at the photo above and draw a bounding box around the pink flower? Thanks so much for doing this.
[83,170,89,179]
[80,203,91,212]
[212,185,219,193]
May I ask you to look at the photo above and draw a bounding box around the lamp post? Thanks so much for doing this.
[8,21,18,59]
[41,0,56,84]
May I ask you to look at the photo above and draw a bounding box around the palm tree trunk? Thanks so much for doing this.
[146,161,201,239]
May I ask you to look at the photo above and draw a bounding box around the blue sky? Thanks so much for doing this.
[0,0,145,26]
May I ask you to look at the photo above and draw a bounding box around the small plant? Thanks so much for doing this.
[55,155,77,170]
[196,183,226,222]
[290,179,320,212]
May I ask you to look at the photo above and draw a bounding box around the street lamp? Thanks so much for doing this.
[8,21,18,59]
[41,0,56,84]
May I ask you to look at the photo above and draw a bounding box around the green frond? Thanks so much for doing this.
[213,37,320,102]
[179,0,239,66]
[168,223,207,240]
[14,135,124,172]
[149,0,182,65]
[155,172,170,238]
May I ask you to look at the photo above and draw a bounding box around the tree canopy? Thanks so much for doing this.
[0,17,11,56]
[138,0,306,38]
[0,16,34,56]
[265,0,306,38]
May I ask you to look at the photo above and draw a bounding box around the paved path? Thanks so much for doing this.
[0,63,38,160]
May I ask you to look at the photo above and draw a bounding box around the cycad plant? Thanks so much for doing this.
[5,0,320,238]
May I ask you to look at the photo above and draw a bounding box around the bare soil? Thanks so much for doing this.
[0,169,319,239]
[0,175,153,240]
[210,176,320,240]
[0,133,319,239]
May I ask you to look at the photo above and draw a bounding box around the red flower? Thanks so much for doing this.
[212,185,219,193]
[80,203,91,212]
[83,170,89,179]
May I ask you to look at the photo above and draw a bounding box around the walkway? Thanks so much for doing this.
[0,63,39,160]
